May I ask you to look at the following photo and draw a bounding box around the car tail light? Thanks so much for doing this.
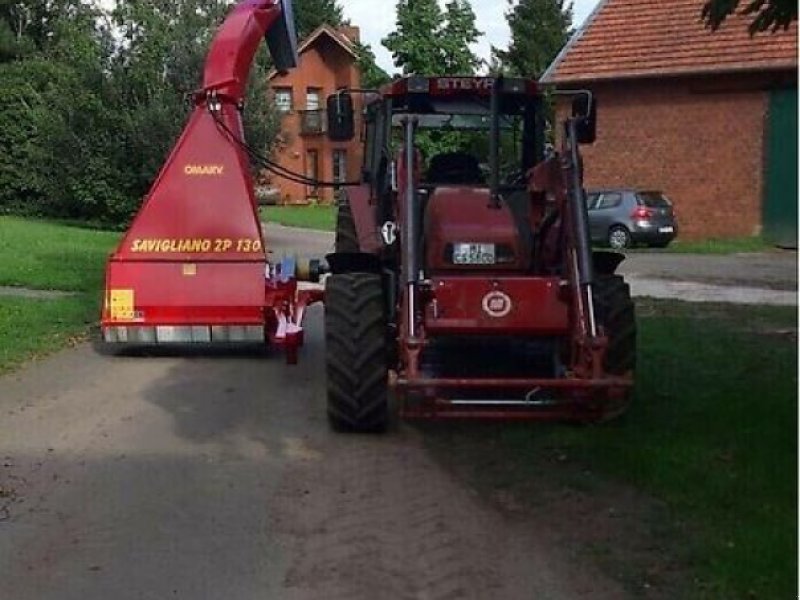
[631,206,653,220]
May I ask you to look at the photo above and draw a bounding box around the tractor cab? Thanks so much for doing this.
[360,77,548,274]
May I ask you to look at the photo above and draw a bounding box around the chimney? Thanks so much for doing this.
[338,26,360,45]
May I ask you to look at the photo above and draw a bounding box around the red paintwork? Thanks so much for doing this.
[104,260,266,325]
[424,277,569,335]
[101,0,317,362]
[203,0,281,99]
[346,184,383,254]
[113,102,263,264]
[424,187,530,272]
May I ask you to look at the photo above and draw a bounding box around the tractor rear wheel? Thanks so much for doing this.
[594,275,636,375]
[325,272,389,432]
[335,197,358,252]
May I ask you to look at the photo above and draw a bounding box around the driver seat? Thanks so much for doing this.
[426,152,485,185]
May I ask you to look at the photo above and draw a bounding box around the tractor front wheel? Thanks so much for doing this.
[594,275,636,375]
[325,272,389,432]
[594,275,636,418]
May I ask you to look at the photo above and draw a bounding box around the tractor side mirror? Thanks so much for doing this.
[327,93,355,142]
[572,94,597,145]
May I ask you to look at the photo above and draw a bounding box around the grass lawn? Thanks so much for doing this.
[0,216,118,371]
[0,216,120,292]
[0,296,97,374]
[420,299,797,599]
[260,205,336,232]
[657,236,774,254]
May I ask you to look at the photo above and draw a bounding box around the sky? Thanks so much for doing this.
[97,0,602,74]
[343,0,603,74]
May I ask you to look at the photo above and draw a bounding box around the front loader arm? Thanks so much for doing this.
[529,134,603,378]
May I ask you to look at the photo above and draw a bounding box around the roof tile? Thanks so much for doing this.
[543,0,798,83]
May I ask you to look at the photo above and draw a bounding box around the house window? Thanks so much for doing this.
[333,150,347,185]
[306,149,320,197]
[306,88,322,111]
[274,87,293,113]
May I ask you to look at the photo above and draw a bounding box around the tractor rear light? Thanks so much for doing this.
[631,206,653,220]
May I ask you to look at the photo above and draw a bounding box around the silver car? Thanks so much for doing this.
[587,189,677,249]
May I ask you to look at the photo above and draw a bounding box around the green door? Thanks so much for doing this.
[763,88,798,248]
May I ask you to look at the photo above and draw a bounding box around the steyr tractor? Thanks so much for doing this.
[323,77,636,431]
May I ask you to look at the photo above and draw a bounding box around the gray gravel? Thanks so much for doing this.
[0,287,77,299]
[619,251,797,291]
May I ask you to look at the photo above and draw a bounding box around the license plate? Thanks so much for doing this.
[453,243,496,265]
[658,226,674,233]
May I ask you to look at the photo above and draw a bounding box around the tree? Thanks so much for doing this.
[0,0,100,62]
[494,0,573,78]
[0,0,387,225]
[383,0,444,75]
[703,0,797,34]
[441,0,483,73]
[382,0,483,75]
[294,0,344,38]
[355,42,391,89]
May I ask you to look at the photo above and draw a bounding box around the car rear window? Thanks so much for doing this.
[638,192,671,208]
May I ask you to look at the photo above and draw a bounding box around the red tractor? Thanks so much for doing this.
[323,77,636,431]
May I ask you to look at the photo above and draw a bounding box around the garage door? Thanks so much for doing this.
[763,87,798,248]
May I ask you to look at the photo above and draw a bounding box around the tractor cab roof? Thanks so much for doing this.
[374,76,541,120]
[379,76,540,101]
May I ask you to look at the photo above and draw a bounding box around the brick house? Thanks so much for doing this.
[267,25,363,204]
[541,0,798,244]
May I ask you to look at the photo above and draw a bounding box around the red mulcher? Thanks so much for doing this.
[100,0,321,364]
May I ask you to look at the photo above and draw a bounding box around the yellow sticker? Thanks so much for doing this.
[109,289,135,321]
[183,264,197,276]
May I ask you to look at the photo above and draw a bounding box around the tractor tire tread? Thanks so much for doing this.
[326,273,388,432]
[594,275,637,375]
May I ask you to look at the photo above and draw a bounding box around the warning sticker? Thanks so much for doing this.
[109,289,135,321]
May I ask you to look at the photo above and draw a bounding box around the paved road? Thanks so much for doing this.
[619,251,797,291]
[0,329,629,600]
[0,224,628,600]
